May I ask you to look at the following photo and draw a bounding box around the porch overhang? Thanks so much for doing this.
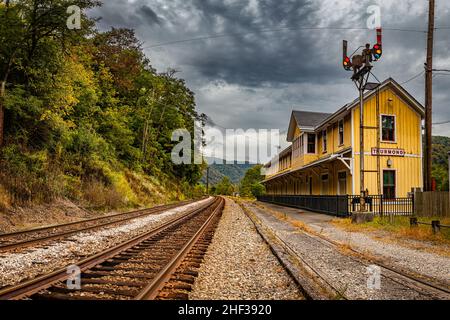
[262,147,352,184]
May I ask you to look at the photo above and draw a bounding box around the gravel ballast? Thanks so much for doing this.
[0,198,212,287]
[189,198,303,300]
[243,202,450,300]
[255,201,450,285]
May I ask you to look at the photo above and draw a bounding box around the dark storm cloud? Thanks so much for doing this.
[89,0,450,135]
[140,5,163,26]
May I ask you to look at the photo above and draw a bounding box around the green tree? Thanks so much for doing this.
[215,177,235,196]
[0,0,100,147]
[240,164,265,198]
[0,1,205,207]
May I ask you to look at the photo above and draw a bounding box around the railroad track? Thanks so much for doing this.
[0,199,198,252]
[241,201,450,300]
[0,197,224,300]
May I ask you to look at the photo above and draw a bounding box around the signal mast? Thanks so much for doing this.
[342,28,383,212]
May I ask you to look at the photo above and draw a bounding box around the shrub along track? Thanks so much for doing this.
[238,200,450,300]
[0,199,198,252]
[0,197,224,300]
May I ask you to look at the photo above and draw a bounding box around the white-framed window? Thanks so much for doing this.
[300,135,304,155]
[338,119,344,146]
[322,129,327,153]
[307,133,316,154]
[381,115,396,142]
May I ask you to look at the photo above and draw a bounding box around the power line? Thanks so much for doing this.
[142,26,429,50]
[433,120,450,125]
[400,71,425,85]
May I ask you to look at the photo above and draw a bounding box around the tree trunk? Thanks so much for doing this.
[0,81,5,147]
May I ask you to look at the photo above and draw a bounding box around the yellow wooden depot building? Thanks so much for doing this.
[263,78,424,198]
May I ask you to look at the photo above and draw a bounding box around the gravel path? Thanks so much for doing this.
[243,202,449,300]
[0,198,212,287]
[189,198,303,300]
[310,222,450,284]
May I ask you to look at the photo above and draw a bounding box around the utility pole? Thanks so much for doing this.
[206,167,210,194]
[424,0,435,191]
[343,28,383,213]
[359,75,366,210]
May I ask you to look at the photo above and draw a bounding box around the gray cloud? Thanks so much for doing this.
[89,0,450,136]
[140,5,163,26]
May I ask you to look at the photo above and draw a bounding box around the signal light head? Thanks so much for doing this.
[373,43,382,60]
[343,56,352,70]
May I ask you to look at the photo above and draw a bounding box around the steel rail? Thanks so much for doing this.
[253,202,450,298]
[0,200,198,252]
[135,197,224,300]
[0,197,217,300]
[0,200,197,239]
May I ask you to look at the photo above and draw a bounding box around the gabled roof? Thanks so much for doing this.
[286,78,424,142]
[287,111,331,142]
[293,111,331,127]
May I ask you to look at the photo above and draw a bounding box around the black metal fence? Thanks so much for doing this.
[257,194,414,217]
[348,195,414,217]
[257,195,350,217]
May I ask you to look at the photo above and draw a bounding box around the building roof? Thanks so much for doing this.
[292,111,332,128]
[287,111,331,142]
[286,78,425,142]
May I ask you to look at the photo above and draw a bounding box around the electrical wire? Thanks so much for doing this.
[142,26,429,50]
[400,71,425,85]
[433,120,450,125]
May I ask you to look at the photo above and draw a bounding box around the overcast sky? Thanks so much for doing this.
[89,0,450,162]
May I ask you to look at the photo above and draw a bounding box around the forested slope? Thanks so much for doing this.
[0,1,204,211]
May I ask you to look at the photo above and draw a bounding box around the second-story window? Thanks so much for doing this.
[322,129,327,153]
[382,115,396,142]
[338,120,344,145]
[307,134,316,154]
[300,135,304,155]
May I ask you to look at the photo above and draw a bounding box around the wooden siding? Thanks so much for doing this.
[264,84,423,197]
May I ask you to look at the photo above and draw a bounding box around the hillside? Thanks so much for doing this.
[0,2,204,213]
[200,158,255,185]
[432,136,450,191]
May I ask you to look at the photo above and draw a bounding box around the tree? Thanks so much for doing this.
[240,164,265,198]
[0,0,100,147]
[215,177,234,196]
[250,182,265,197]
[0,1,205,207]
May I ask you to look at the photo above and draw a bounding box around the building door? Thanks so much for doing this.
[383,170,396,199]
[338,171,347,195]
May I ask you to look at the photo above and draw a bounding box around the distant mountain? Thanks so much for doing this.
[200,157,256,185]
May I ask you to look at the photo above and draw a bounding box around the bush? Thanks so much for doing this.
[250,182,265,197]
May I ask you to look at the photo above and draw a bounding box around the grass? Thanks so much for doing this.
[332,215,450,246]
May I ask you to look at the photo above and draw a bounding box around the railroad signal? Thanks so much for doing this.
[373,28,383,60]
[343,56,352,70]
[373,43,382,60]
[343,40,352,71]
